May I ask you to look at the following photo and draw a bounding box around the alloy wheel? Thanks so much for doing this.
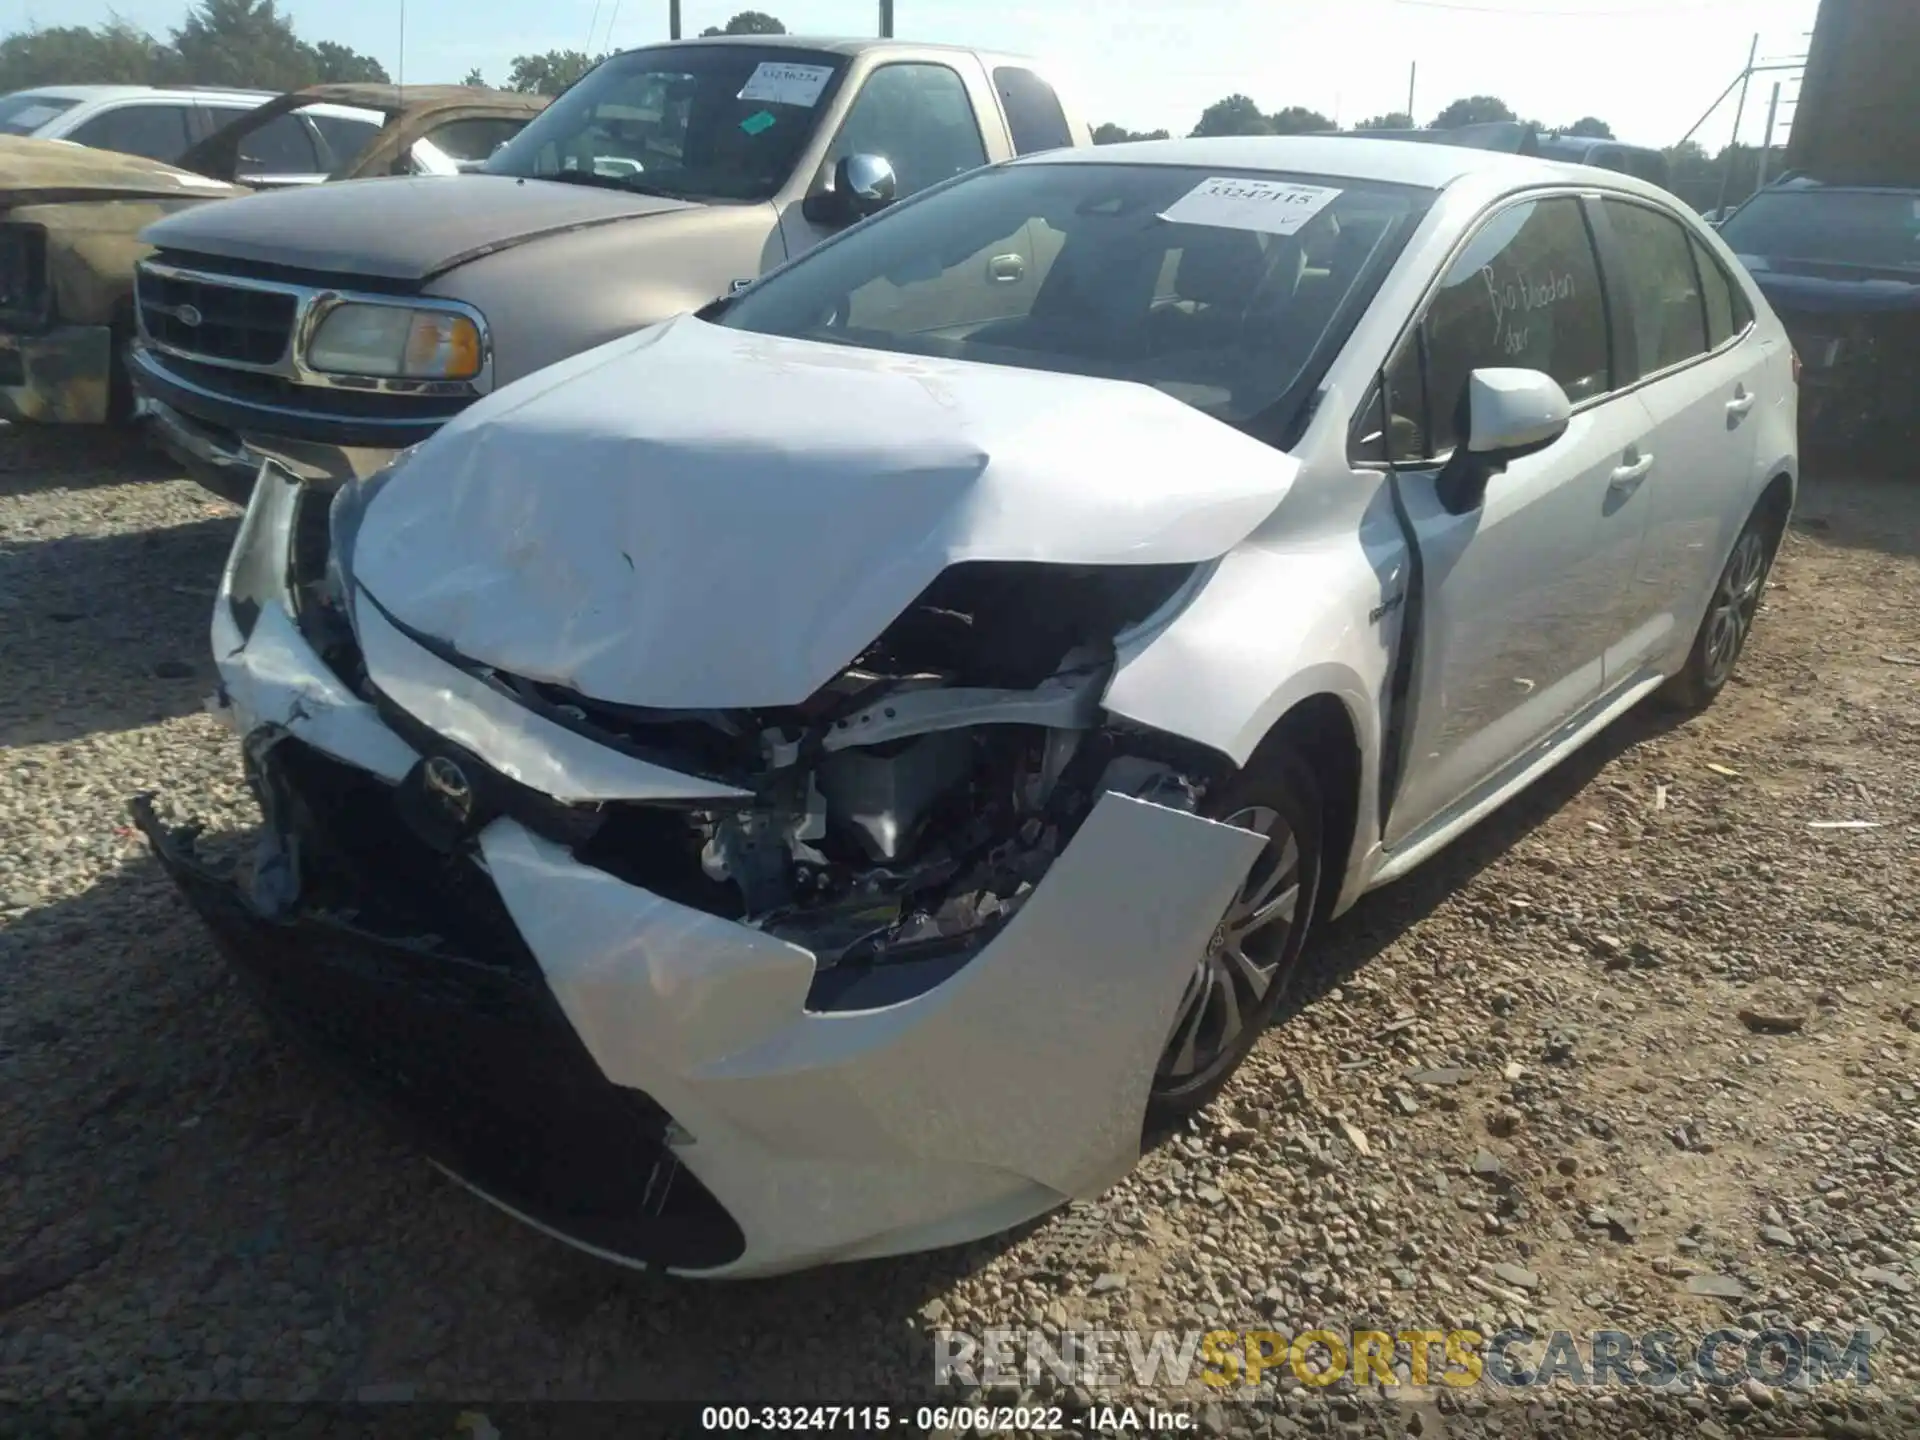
[1702,528,1769,689]
[1155,805,1303,1086]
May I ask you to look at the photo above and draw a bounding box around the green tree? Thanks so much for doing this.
[1191,94,1270,138]
[1092,122,1171,144]
[309,38,389,83]
[1565,115,1614,139]
[700,11,786,35]
[1664,139,1718,210]
[1428,95,1516,129]
[1267,105,1334,135]
[1353,111,1413,131]
[507,49,604,96]
[167,0,318,89]
[461,67,486,87]
[0,20,169,90]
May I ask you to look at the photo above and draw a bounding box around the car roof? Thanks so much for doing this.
[626,34,1032,60]
[1760,172,1920,195]
[8,83,279,104]
[1012,133,1612,192]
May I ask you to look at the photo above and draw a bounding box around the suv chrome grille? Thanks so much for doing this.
[136,265,296,366]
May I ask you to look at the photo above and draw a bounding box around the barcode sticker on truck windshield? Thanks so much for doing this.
[1159,177,1344,236]
[737,62,835,107]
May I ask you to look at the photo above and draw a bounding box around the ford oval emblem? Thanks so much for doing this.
[174,303,203,327]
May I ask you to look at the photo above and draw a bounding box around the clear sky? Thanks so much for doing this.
[11,0,1822,149]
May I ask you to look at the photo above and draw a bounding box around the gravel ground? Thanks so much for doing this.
[2,423,1917,1437]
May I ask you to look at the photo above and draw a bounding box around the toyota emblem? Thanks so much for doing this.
[173,302,203,327]
[422,755,473,821]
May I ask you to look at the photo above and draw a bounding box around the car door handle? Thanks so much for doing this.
[1609,453,1654,494]
[988,253,1027,283]
[1726,389,1757,417]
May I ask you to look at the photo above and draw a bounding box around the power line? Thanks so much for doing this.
[1389,0,1753,14]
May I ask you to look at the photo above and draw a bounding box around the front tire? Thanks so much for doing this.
[1659,504,1779,712]
[1145,744,1322,1131]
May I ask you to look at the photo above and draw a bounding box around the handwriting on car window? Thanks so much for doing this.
[1482,266,1576,358]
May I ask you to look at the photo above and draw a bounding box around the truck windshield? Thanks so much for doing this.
[718,160,1429,429]
[1719,187,1920,270]
[482,46,847,203]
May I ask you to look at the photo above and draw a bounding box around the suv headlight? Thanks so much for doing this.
[306,302,483,381]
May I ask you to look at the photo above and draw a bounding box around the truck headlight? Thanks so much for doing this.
[306,303,483,381]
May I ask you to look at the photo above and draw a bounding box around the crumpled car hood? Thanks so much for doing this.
[351,314,1300,711]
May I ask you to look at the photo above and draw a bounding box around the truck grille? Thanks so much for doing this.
[0,224,48,329]
[136,265,296,366]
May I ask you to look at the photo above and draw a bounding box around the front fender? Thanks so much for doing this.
[1101,516,1409,904]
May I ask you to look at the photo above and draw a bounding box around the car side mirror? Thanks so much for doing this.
[802,153,897,228]
[1436,367,1572,515]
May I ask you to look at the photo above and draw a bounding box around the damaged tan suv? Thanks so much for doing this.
[0,84,544,428]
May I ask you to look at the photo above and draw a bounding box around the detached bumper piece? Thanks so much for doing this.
[129,738,745,1272]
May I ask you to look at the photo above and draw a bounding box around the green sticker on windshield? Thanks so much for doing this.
[740,110,777,136]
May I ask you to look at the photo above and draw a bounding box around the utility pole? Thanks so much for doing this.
[879,0,894,37]
[397,0,406,88]
[1714,32,1760,214]
[1406,61,1416,124]
[669,0,681,40]
[1755,80,1782,192]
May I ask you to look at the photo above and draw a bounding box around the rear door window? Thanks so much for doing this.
[310,113,384,170]
[1689,232,1748,347]
[991,66,1073,155]
[421,117,528,163]
[66,103,195,162]
[236,113,322,175]
[1602,198,1709,377]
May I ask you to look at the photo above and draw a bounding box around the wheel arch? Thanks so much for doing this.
[1257,692,1366,929]
[1756,468,1795,541]
[1106,667,1379,926]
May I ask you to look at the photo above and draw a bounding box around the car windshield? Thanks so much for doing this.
[0,93,79,135]
[1719,187,1920,270]
[482,45,846,202]
[718,160,1430,427]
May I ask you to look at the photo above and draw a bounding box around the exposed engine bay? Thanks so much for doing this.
[289,505,1221,986]
[660,568,1215,971]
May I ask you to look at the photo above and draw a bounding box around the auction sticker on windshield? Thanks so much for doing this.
[737,62,835,107]
[1160,177,1344,236]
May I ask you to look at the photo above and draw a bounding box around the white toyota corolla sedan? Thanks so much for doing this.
[136,135,1796,1278]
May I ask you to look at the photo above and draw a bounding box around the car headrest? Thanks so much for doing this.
[1172,227,1270,306]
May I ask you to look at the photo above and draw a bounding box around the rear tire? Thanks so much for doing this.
[1144,743,1322,1132]
[1659,503,1780,712]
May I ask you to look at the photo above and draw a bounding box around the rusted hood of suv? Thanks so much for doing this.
[137,173,698,283]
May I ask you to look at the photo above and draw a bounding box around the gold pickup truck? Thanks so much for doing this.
[1,84,544,428]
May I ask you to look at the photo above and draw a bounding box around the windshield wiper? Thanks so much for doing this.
[529,168,686,200]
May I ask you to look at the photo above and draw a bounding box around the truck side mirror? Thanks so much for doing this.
[803,153,898,228]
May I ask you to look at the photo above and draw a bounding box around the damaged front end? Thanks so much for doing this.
[526,560,1222,1008]
[294,454,1230,1000]
[150,455,1267,1276]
